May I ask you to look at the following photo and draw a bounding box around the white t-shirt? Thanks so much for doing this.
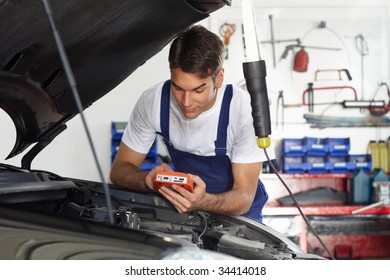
[122,81,275,163]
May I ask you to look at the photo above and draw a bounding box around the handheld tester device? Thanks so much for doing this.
[153,171,194,192]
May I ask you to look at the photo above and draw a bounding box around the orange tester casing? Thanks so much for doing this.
[153,171,194,192]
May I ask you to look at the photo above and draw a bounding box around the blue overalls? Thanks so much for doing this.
[157,80,268,222]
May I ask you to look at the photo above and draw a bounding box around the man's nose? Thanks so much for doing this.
[182,91,191,106]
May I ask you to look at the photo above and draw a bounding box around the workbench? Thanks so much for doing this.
[261,173,390,259]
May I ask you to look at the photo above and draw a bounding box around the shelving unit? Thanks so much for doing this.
[111,121,159,171]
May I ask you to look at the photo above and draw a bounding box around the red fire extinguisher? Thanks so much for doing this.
[293,47,309,72]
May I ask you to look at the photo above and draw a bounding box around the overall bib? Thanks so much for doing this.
[157,80,268,222]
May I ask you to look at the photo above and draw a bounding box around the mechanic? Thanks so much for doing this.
[110,25,274,222]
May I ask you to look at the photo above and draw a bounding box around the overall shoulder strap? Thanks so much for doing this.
[157,80,171,142]
[214,84,233,156]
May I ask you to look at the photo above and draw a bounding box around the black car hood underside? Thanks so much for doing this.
[0,0,225,159]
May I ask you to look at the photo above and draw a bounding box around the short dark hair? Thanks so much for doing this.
[168,25,224,79]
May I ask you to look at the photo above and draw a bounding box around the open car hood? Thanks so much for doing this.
[0,0,228,159]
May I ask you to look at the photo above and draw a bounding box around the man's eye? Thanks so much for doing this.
[174,86,183,91]
[194,88,205,93]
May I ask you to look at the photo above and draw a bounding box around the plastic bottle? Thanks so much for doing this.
[386,136,390,171]
[347,168,370,204]
[368,168,389,203]
[369,141,380,171]
[378,140,389,172]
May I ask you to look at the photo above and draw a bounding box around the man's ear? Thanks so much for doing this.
[215,68,224,88]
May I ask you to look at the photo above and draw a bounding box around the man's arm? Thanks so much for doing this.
[110,141,174,192]
[110,141,149,192]
[158,162,262,215]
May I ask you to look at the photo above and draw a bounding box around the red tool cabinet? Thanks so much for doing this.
[262,173,390,259]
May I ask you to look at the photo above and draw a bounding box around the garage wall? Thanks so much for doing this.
[1,0,389,182]
[210,0,390,162]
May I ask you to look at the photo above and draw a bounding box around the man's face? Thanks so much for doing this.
[170,68,224,119]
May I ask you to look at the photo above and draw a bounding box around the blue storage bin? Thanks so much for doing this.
[348,154,372,172]
[111,121,127,162]
[111,121,127,140]
[304,137,328,156]
[141,160,159,171]
[283,138,305,156]
[146,140,157,158]
[327,155,349,173]
[305,155,327,173]
[111,146,119,161]
[111,121,159,170]
[283,156,306,173]
[326,137,350,155]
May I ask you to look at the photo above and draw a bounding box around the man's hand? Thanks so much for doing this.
[156,163,261,216]
[145,163,174,191]
[158,175,207,213]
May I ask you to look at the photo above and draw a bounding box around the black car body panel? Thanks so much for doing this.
[0,0,324,260]
[0,204,185,260]
[0,0,216,159]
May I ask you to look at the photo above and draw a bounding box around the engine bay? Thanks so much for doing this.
[0,163,323,260]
